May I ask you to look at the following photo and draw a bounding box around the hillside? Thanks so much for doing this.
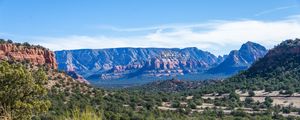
[0,39,99,119]
[198,38,300,94]
[135,78,220,92]
[170,39,300,119]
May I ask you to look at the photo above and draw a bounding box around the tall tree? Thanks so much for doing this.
[0,61,50,120]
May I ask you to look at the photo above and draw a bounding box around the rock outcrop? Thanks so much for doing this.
[0,43,58,69]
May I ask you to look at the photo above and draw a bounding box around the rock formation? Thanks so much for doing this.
[0,43,57,69]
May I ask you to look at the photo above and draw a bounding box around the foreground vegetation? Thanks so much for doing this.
[3,60,293,120]
[0,61,50,120]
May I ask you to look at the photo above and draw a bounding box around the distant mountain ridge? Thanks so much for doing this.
[55,41,267,85]
[207,41,267,74]
[56,47,222,81]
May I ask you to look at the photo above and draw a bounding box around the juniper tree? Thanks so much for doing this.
[0,61,50,120]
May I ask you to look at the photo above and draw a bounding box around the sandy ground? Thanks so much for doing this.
[272,97,300,108]
[240,96,300,108]
[236,90,300,108]
[203,90,300,108]
[158,90,300,117]
[186,96,193,100]
[157,106,177,111]
[281,112,300,117]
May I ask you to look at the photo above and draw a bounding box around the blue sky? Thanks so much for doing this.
[1,0,300,55]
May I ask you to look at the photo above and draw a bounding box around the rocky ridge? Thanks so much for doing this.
[0,42,57,69]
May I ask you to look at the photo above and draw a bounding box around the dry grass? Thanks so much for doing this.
[57,107,102,120]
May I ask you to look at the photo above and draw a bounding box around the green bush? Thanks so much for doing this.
[0,61,50,119]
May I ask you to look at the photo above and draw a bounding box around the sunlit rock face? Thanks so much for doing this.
[55,47,221,81]
[55,41,268,83]
[0,43,58,69]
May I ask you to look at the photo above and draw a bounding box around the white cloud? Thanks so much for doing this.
[33,16,300,56]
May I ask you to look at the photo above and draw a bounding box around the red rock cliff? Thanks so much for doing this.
[0,43,58,69]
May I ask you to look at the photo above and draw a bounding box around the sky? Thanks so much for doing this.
[1,0,300,55]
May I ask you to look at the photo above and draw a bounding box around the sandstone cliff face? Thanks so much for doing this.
[55,47,221,81]
[0,43,57,69]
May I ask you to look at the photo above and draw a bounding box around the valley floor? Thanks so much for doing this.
[155,90,300,117]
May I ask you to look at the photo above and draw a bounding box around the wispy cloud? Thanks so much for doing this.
[0,32,15,38]
[94,22,224,32]
[255,5,299,16]
[20,15,300,56]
